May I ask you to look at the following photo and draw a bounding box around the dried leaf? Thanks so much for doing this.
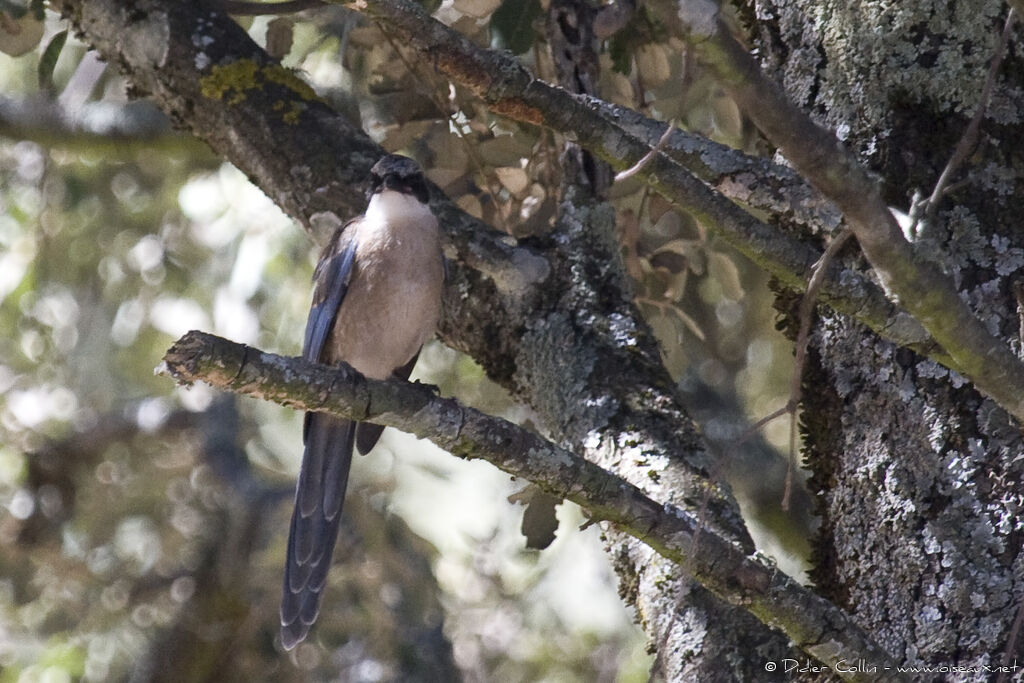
[453,0,502,18]
[265,17,294,60]
[425,167,464,189]
[456,194,483,219]
[710,91,744,146]
[478,134,531,167]
[651,209,681,237]
[37,28,66,92]
[495,166,529,195]
[508,485,560,550]
[428,134,469,173]
[635,44,671,87]
[0,9,43,57]
[601,70,634,107]
[708,250,744,300]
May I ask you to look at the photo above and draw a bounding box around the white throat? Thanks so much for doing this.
[365,189,433,227]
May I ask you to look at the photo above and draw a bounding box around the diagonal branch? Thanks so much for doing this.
[0,95,197,153]
[220,0,325,15]
[58,0,950,370]
[159,329,906,682]
[348,0,955,370]
[671,1,1024,423]
[920,9,1016,225]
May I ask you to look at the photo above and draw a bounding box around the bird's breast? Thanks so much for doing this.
[327,213,443,380]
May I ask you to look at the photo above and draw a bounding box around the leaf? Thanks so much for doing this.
[37,29,66,92]
[478,134,531,167]
[264,17,293,60]
[508,485,560,550]
[0,8,43,56]
[456,194,483,219]
[605,5,667,76]
[635,44,671,87]
[0,0,28,19]
[495,166,529,195]
[708,250,744,301]
[602,71,634,106]
[490,0,540,55]
[452,0,502,19]
[710,91,744,145]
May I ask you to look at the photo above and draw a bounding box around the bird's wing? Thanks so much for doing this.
[282,228,359,650]
[353,350,421,455]
[302,233,358,363]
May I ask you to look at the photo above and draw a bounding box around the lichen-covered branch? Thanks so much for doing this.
[54,0,545,297]
[544,2,786,675]
[671,1,1024,422]
[159,330,906,681]
[348,0,954,370]
[56,0,950,370]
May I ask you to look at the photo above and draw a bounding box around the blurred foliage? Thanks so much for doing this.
[490,0,542,55]
[0,1,809,681]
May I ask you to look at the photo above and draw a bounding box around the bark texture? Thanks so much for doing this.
[52,0,1024,677]
[544,2,790,677]
[749,0,1024,669]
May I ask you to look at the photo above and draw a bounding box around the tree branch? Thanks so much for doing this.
[158,330,906,681]
[0,95,199,153]
[918,9,1016,226]
[671,1,1024,423]
[544,2,783,674]
[56,0,952,369]
[220,0,325,15]
[348,0,955,370]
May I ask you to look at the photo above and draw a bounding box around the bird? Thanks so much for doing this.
[280,154,444,650]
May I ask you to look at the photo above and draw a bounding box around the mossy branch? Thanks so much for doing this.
[160,329,905,681]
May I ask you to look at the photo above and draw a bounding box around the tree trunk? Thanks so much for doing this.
[53,0,1024,677]
[750,0,1024,669]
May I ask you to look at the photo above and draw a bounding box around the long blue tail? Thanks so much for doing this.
[280,412,354,650]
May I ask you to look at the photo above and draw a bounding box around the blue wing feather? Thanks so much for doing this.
[303,239,357,363]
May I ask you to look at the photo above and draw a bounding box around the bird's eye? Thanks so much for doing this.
[408,178,429,204]
[366,175,383,201]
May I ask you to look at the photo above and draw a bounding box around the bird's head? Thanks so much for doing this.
[367,154,429,204]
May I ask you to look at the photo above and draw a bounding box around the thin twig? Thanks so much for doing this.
[737,228,853,509]
[997,598,1024,683]
[615,118,676,182]
[780,227,853,508]
[220,0,325,16]
[792,229,854,408]
[735,404,791,447]
[919,9,1016,227]
[377,23,512,233]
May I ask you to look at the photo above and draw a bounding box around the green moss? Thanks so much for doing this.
[199,60,260,104]
[262,62,319,101]
[199,60,319,124]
